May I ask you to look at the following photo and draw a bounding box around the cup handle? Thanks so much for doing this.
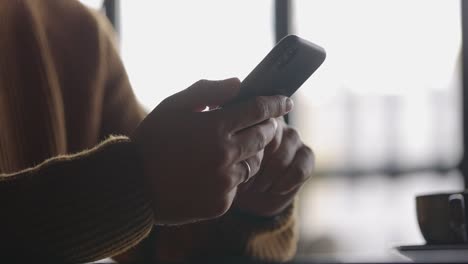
[448,194,467,242]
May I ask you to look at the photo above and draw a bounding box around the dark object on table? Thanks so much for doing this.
[417,192,468,244]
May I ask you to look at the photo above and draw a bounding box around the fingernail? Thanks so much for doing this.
[272,118,278,131]
[285,98,294,112]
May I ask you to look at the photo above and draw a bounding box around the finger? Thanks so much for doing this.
[232,151,264,187]
[237,173,256,191]
[245,151,264,181]
[223,95,293,133]
[253,128,302,192]
[264,117,285,156]
[231,118,278,162]
[165,78,241,111]
[268,145,315,195]
[208,188,237,218]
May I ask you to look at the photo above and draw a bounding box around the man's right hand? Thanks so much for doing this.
[131,78,293,225]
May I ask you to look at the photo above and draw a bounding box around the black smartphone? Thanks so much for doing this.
[227,35,326,104]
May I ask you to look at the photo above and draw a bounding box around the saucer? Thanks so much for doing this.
[396,244,468,263]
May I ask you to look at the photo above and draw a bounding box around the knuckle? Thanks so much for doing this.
[285,128,300,143]
[234,142,246,160]
[268,130,282,152]
[250,155,263,174]
[270,152,288,169]
[302,145,314,159]
[219,175,235,192]
[253,97,269,120]
[214,122,233,144]
[194,79,209,87]
[210,197,231,217]
[159,96,175,108]
[272,95,284,115]
[254,130,267,150]
[276,158,290,170]
[290,164,308,181]
[247,158,259,174]
[248,151,263,176]
[254,152,263,166]
[299,145,315,168]
[216,145,234,166]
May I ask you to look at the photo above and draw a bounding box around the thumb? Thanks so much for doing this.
[169,78,241,111]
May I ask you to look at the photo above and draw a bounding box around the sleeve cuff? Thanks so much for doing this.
[215,199,298,261]
[0,135,155,262]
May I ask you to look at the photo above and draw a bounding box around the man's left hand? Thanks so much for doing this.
[234,116,314,217]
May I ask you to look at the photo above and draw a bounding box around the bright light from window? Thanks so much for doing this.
[293,0,462,172]
[296,0,461,102]
[293,0,463,260]
[121,1,274,111]
[79,0,103,10]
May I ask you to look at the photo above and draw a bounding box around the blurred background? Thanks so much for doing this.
[82,0,465,261]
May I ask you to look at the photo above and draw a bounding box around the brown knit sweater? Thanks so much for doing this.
[0,0,298,262]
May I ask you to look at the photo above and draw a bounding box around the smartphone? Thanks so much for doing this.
[227,35,326,104]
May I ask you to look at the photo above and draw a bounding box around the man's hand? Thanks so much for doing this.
[234,116,315,217]
[131,78,293,225]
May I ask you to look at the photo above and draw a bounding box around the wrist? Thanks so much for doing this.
[231,206,282,223]
[226,201,296,234]
[232,196,295,223]
[233,192,296,219]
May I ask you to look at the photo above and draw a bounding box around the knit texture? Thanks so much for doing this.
[0,0,298,262]
[0,136,154,262]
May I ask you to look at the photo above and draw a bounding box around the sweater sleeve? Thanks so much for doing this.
[150,200,298,263]
[93,10,147,138]
[0,136,154,262]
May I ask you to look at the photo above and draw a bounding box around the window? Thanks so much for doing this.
[120,1,274,111]
[293,0,463,260]
[293,0,462,175]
